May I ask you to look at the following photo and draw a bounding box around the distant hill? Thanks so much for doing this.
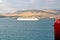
[0,9,60,18]
[15,9,60,15]
[43,9,60,15]
[14,9,46,13]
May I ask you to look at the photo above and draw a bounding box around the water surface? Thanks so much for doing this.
[0,18,54,40]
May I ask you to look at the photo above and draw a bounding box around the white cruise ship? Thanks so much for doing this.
[17,17,39,21]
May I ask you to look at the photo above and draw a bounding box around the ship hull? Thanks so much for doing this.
[17,18,39,21]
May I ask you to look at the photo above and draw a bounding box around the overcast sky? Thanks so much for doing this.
[0,0,60,13]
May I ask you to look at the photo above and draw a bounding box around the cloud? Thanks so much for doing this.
[0,0,60,13]
[5,0,34,10]
[0,0,3,3]
[0,0,15,13]
[31,0,60,9]
[0,0,35,13]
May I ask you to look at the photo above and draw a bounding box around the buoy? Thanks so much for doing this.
[54,17,60,40]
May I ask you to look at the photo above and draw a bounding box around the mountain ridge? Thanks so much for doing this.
[14,9,60,15]
[0,9,60,18]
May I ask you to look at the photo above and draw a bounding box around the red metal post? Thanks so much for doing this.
[54,18,60,40]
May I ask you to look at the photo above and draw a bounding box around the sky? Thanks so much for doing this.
[0,0,60,13]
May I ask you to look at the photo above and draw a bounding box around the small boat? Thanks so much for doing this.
[54,17,60,40]
[17,17,39,21]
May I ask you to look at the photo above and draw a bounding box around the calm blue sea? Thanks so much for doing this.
[0,18,54,40]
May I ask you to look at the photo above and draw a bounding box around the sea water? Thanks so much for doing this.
[0,18,54,40]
